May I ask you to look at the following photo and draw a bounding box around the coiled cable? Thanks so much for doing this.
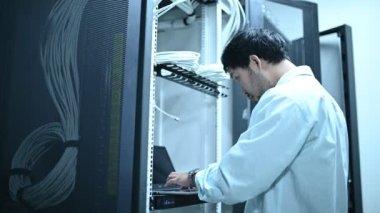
[9,0,87,209]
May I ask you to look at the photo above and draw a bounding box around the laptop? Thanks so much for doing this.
[152,146,198,195]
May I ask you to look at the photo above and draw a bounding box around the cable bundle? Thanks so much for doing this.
[9,0,87,209]
[222,0,246,47]
[155,0,199,18]
[155,51,201,72]
[196,63,230,82]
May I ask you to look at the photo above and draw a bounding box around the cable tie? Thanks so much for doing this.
[183,11,196,25]
[64,140,79,148]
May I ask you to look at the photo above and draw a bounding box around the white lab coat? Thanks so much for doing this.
[195,66,349,213]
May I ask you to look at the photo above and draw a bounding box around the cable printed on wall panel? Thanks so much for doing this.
[9,0,88,209]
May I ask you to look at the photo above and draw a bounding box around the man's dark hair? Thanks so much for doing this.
[221,28,289,72]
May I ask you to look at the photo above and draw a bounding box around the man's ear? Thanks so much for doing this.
[248,55,261,72]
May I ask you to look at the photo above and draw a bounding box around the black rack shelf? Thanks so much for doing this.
[150,194,204,210]
[154,63,227,98]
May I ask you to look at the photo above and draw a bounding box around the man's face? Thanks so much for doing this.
[228,66,270,102]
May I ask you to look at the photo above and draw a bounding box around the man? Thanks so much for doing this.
[165,28,348,212]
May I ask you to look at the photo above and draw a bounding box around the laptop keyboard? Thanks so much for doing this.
[152,183,182,191]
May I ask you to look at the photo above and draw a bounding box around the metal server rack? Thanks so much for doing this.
[146,1,229,212]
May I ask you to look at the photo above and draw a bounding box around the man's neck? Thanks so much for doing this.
[266,59,296,85]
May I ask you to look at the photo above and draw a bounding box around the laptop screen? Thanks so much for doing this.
[153,146,176,184]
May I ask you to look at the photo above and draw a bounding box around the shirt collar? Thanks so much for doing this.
[276,65,314,86]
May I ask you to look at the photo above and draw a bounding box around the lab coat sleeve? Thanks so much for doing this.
[195,93,315,204]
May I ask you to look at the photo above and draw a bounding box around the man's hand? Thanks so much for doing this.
[165,172,191,187]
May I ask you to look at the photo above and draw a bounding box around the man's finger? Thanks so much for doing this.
[166,172,177,181]
[165,178,177,187]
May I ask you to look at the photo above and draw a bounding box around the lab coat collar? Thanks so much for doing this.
[276,65,314,86]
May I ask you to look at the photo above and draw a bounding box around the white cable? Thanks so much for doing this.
[196,63,230,82]
[222,0,246,47]
[176,0,193,15]
[154,0,163,8]
[155,0,199,20]
[177,0,197,16]
[9,0,87,209]
[155,104,180,121]
[155,0,199,31]
[156,0,245,45]
[155,51,200,72]
[156,0,188,18]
